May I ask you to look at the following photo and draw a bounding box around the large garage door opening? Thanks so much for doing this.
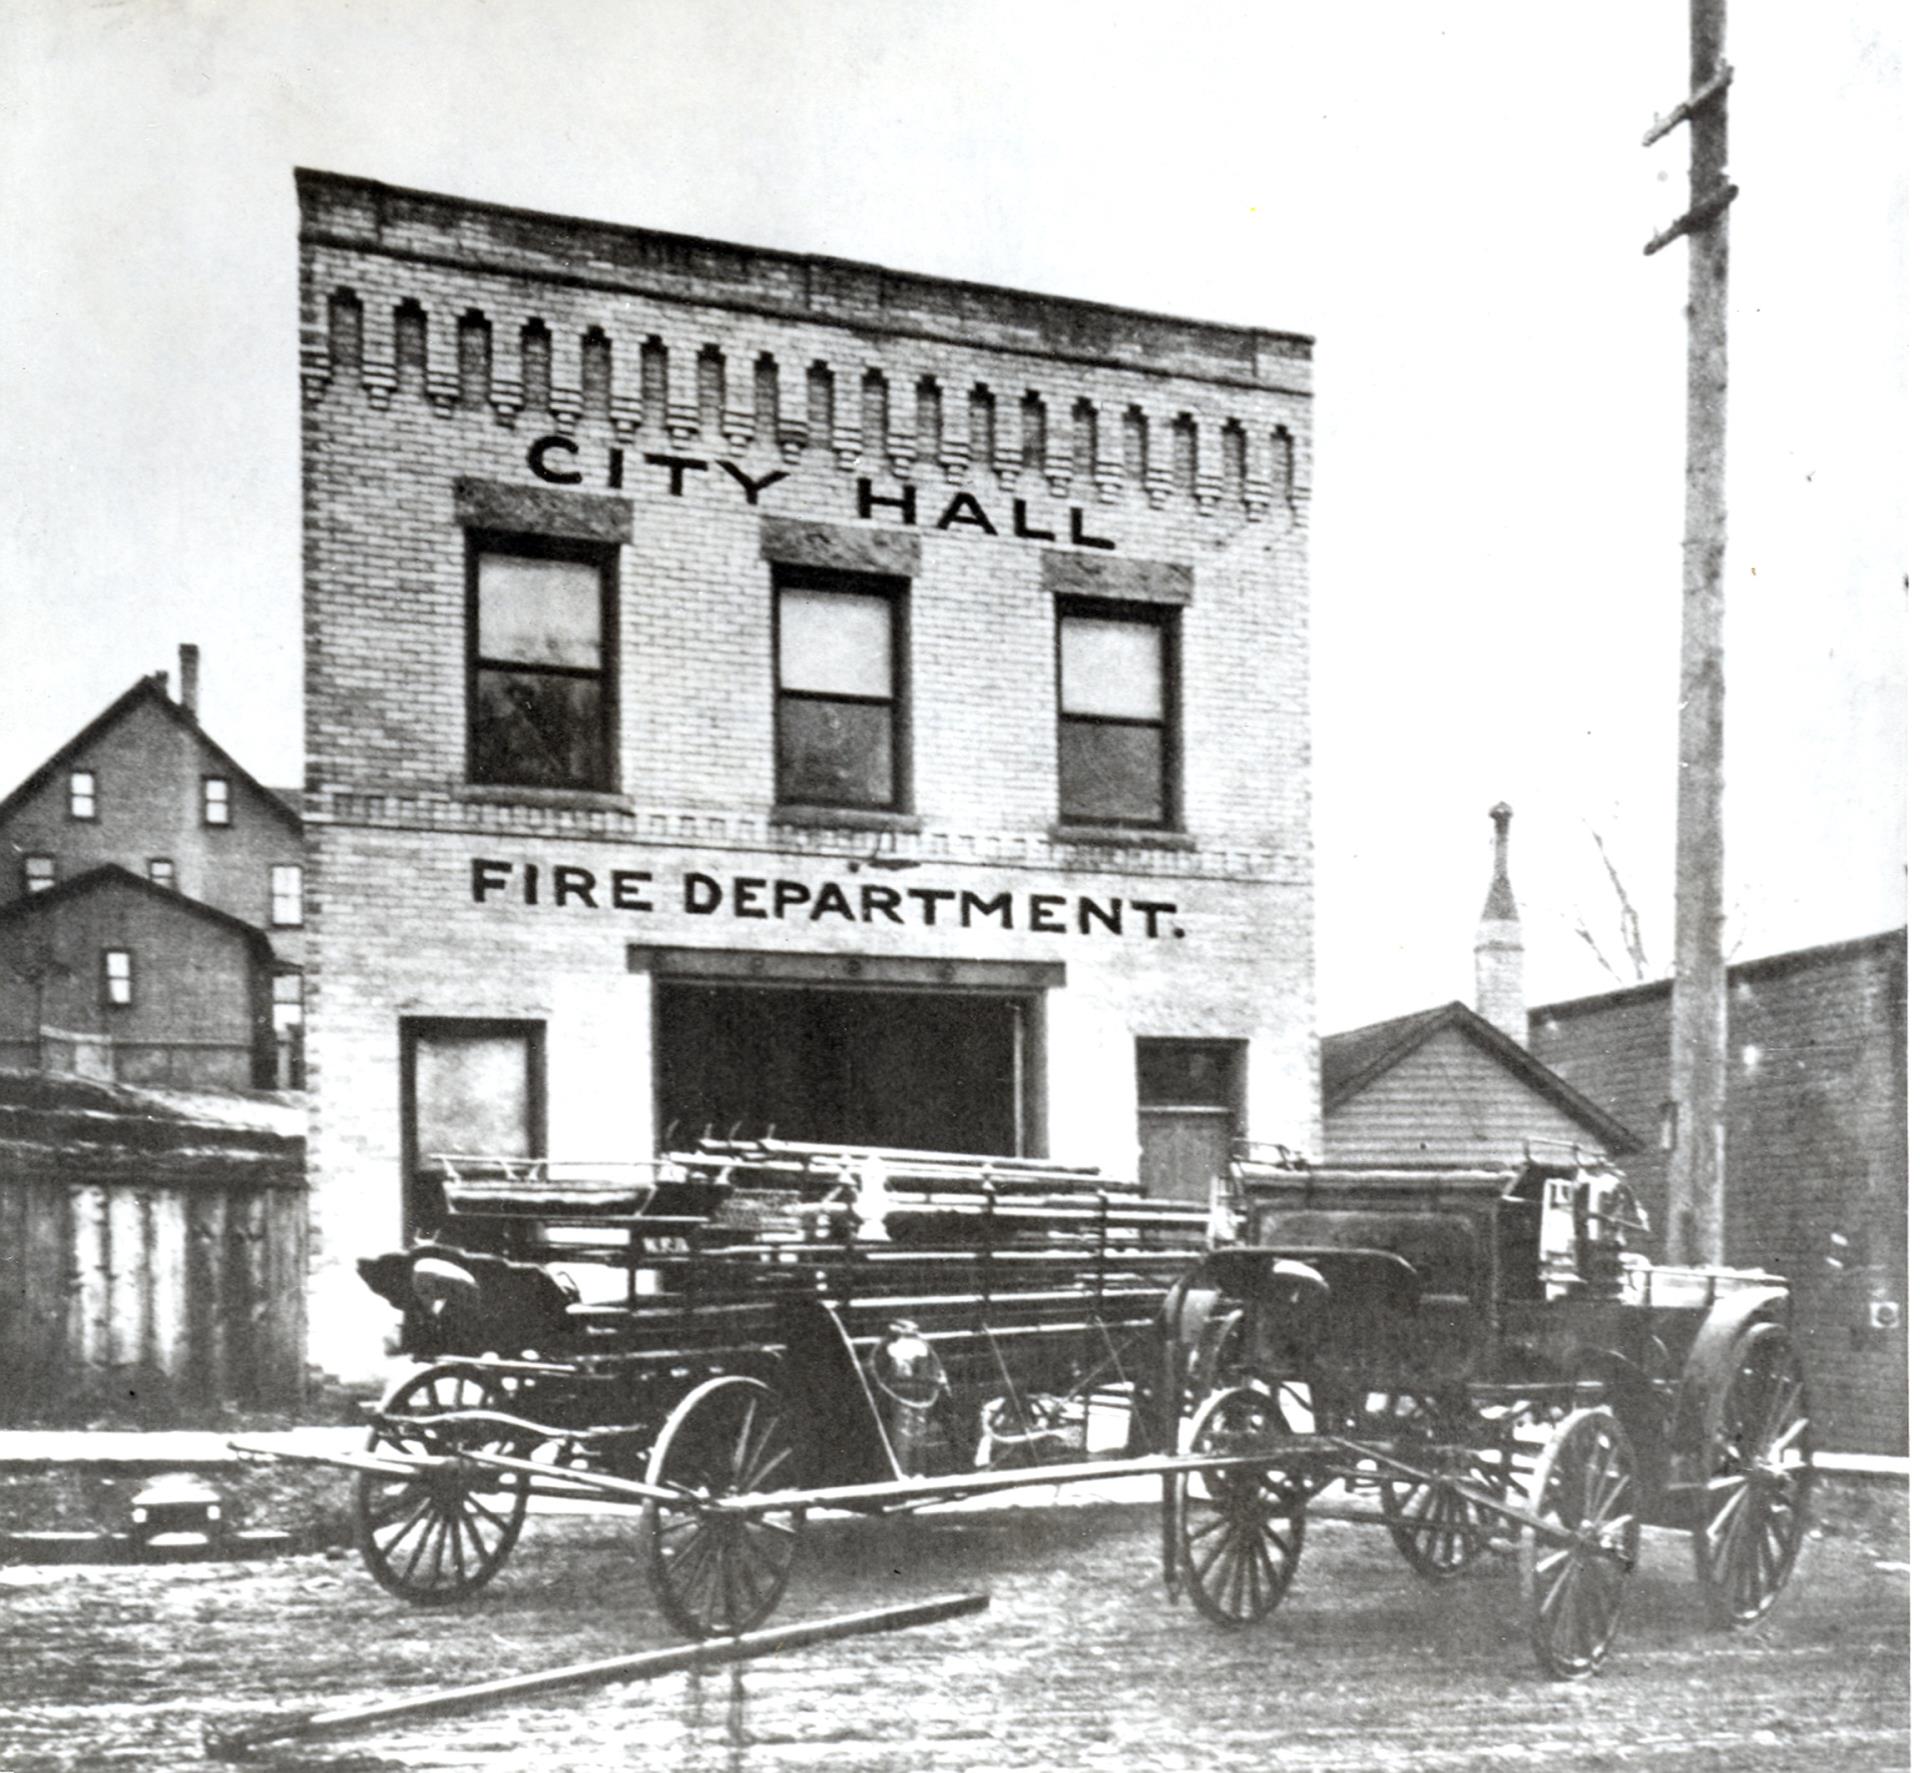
[656,985,1029,1156]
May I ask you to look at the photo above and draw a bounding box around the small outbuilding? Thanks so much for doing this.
[1321,998,1637,1168]
[1318,804,1635,1170]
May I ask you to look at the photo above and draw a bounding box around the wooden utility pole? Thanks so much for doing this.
[1644,0,1736,1265]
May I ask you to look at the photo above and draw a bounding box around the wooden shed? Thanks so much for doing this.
[0,1068,307,1424]
[1320,1000,1637,1169]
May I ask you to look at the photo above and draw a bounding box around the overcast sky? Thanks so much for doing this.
[0,0,1905,1030]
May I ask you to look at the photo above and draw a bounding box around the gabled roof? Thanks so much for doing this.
[1321,1000,1640,1152]
[0,863,275,958]
[0,675,301,834]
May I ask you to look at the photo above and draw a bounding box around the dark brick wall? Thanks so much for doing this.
[1532,931,1908,1455]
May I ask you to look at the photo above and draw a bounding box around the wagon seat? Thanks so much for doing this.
[1238,1167,1516,1388]
[358,1245,582,1358]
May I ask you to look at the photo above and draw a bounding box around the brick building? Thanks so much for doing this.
[296,170,1316,1381]
[1531,929,1908,1454]
[0,665,306,1085]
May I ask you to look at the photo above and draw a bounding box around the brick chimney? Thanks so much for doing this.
[178,644,200,721]
[1474,802,1527,1044]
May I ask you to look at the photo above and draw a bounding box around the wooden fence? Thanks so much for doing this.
[0,1084,306,1424]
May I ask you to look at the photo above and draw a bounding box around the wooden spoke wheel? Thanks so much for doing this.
[1172,1385,1308,1627]
[1379,1393,1509,1582]
[645,1376,802,1638]
[1690,1323,1815,1629]
[1519,1406,1639,1680]
[353,1364,530,1605]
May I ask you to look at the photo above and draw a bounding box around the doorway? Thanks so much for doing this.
[655,984,1030,1155]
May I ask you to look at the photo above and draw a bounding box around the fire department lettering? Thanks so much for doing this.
[469,858,1181,938]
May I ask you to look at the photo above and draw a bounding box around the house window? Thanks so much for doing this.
[469,535,614,790]
[774,568,906,810]
[101,948,133,1008]
[23,855,55,893]
[402,1019,545,1238]
[1057,601,1177,827]
[270,863,304,927]
[203,776,231,826]
[148,857,175,889]
[271,970,304,1034]
[273,972,306,1089]
[68,770,97,821]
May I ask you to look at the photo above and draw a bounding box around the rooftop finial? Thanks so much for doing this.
[1482,803,1516,920]
[1476,802,1526,1042]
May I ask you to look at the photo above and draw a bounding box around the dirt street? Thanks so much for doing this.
[0,1486,1907,1772]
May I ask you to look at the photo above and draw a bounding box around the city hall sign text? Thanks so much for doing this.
[525,434,1118,550]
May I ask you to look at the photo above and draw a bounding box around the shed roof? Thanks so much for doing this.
[1529,927,1908,1026]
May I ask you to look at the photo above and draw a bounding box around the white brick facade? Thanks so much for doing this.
[297,171,1319,1382]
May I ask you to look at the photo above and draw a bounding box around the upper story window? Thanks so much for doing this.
[469,535,615,791]
[774,568,907,811]
[23,855,55,893]
[148,857,176,889]
[68,770,97,821]
[203,776,231,826]
[270,863,304,927]
[101,948,133,1008]
[1056,600,1178,829]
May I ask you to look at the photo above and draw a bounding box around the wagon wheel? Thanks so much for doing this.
[645,1376,802,1637]
[1378,1393,1508,1582]
[1172,1385,1308,1627]
[1688,1322,1815,1629]
[353,1364,530,1605]
[1518,1405,1639,1679]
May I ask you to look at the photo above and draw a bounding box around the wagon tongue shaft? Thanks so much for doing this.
[1319,1428,1627,1560]
[228,1438,463,1483]
[456,1447,705,1510]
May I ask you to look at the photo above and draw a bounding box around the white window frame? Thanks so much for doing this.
[270,863,304,927]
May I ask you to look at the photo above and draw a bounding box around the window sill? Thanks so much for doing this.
[769,805,924,834]
[455,784,636,814]
[1049,823,1197,852]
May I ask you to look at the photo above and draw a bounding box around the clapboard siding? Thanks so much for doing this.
[1324,1026,1609,1167]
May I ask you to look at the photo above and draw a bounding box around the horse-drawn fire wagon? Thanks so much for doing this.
[241,1138,1813,1680]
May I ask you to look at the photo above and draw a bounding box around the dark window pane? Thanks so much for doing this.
[1059,719,1164,824]
[1138,1042,1237,1107]
[778,698,893,806]
[474,668,605,788]
[478,554,603,668]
